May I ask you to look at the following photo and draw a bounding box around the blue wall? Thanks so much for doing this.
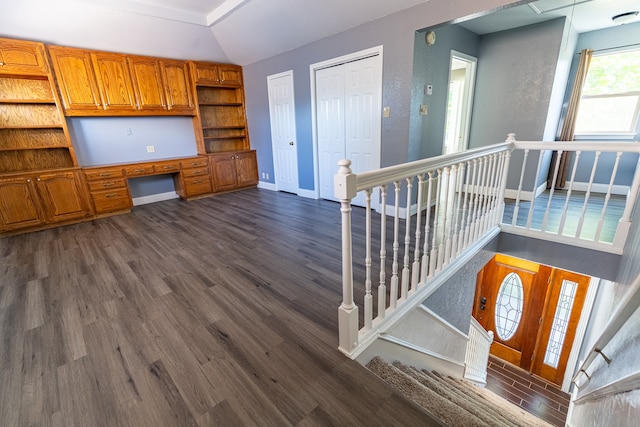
[410,24,480,161]
[242,0,522,192]
[68,116,198,197]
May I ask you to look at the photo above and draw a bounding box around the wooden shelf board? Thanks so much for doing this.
[204,136,246,141]
[0,145,70,152]
[201,126,245,130]
[199,102,243,106]
[0,99,56,104]
[0,125,64,129]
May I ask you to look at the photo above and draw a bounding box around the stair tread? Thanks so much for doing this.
[367,357,554,427]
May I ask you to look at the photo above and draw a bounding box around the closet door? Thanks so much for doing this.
[316,55,381,207]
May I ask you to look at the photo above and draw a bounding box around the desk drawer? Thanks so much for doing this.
[85,168,125,181]
[181,158,208,169]
[156,163,180,173]
[125,164,155,176]
[182,167,209,178]
[87,178,127,192]
[183,175,213,196]
[91,189,132,213]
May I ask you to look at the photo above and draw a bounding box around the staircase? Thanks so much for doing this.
[366,357,553,427]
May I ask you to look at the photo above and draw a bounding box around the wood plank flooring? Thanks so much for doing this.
[486,356,570,427]
[0,189,442,427]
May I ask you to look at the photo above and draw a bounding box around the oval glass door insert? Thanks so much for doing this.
[495,272,524,341]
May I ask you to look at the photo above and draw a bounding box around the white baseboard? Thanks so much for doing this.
[297,188,318,199]
[569,182,629,196]
[132,191,179,206]
[257,181,277,191]
[504,181,546,201]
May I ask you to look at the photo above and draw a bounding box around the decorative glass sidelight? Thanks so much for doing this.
[544,279,578,368]
[495,272,524,341]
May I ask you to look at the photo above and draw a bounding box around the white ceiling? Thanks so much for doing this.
[72,0,640,65]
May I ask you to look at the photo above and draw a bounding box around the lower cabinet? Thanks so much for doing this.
[84,166,132,214]
[175,157,213,198]
[209,150,258,192]
[0,170,90,233]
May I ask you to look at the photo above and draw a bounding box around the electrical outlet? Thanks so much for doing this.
[146,145,155,153]
[261,173,266,179]
[125,127,132,135]
[266,173,269,180]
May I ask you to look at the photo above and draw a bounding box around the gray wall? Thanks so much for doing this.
[242,0,522,191]
[422,236,498,334]
[568,190,640,426]
[409,25,479,161]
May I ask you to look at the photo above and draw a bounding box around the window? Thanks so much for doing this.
[495,272,524,341]
[574,49,640,136]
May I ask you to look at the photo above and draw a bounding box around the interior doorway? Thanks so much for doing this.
[267,70,299,194]
[473,254,591,386]
[443,51,477,155]
[310,46,382,208]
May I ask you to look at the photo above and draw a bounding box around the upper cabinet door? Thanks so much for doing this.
[218,65,243,86]
[48,46,103,113]
[90,52,137,111]
[161,60,194,114]
[128,55,167,112]
[0,38,48,76]
[191,61,220,86]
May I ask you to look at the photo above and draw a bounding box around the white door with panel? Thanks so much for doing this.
[317,54,382,207]
[268,71,299,194]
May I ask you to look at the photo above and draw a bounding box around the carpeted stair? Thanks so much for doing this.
[366,357,552,427]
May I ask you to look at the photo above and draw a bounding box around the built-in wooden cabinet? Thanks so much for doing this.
[174,157,213,198]
[1,37,257,236]
[0,38,49,75]
[0,170,90,232]
[48,45,195,116]
[191,61,243,87]
[209,150,258,192]
[161,60,195,114]
[0,37,91,235]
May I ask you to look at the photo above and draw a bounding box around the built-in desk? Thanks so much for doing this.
[83,156,213,215]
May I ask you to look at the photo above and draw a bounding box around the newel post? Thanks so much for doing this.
[335,159,359,356]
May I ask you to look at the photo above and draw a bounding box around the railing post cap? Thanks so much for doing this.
[506,133,517,142]
[337,159,352,173]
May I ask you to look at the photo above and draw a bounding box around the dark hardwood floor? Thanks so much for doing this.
[486,356,570,427]
[0,189,442,426]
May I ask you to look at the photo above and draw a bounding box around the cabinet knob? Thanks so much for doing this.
[0,62,4,66]
[36,178,41,182]
[26,178,31,183]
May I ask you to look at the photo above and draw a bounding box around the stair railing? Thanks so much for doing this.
[464,317,494,385]
[335,139,512,357]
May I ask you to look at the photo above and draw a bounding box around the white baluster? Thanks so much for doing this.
[437,167,450,272]
[576,152,601,239]
[412,174,425,289]
[451,161,465,258]
[613,155,640,248]
[595,152,622,242]
[464,159,478,249]
[444,165,457,266]
[421,171,434,283]
[496,147,512,228]
[458,161,472,254]
[512,149,530,226]
[472,157,488,242]
[542,150,564,232]
[429,170,442,277]
[558,151,582,236]
[526,149,546,230]
[378,185,387,320]
[401,177,413,300]
[390,181,401,309]
[364,189,373,330]
[490,152,506,226]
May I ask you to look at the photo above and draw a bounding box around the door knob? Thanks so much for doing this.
[289,141,294,146]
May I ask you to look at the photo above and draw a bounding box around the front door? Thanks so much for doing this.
[268,71,299,194]
[473,254,590,385]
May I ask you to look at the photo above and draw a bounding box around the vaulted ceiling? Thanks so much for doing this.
[26,0,640,65]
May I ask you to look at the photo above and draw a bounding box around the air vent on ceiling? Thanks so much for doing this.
[528,0,594,14]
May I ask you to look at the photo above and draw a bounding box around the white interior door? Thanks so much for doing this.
[316,54,381,207]
[268,71,299,194]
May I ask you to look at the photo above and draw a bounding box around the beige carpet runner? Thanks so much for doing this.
[366,357,552,427]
